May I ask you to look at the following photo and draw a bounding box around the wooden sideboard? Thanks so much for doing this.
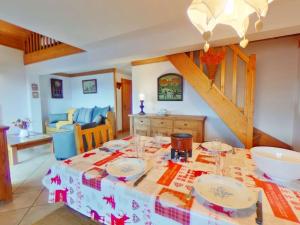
[129,114,206,143]
[0,126,12,201]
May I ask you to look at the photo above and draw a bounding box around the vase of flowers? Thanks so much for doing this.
[12,119,31,137]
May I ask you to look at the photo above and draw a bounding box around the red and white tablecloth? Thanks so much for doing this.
[43,136,300,225]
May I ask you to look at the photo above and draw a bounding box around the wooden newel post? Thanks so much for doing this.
[0,126,12,201]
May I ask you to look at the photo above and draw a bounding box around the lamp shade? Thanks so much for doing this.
[187,0,273,50]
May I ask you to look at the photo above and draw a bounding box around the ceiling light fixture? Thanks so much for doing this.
[187,0,274,52]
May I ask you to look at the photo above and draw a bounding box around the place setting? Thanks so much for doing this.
[99,139,130,152]
[100,136,154,185]
[104,157,154,186]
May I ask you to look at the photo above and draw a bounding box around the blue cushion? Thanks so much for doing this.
[73,109,79,122]
[48,113,68,123]
[60,124,75,130]
[76,108,93,123]
[92,106,110,122]
[47,123,57,128]
[92,115,102,124]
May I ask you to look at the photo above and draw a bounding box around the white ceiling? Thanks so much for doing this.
[0,0,299,75]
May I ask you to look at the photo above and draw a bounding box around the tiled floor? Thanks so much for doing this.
[0,133,130,225]
[0,145,63,225]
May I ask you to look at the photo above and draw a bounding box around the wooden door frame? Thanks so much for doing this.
[121,78,132,132]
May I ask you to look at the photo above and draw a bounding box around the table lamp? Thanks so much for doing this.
[138,94,146,115]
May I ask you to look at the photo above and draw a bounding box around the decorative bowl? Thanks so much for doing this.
[251,147,300,182]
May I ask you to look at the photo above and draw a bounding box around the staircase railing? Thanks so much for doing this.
[168,45,256,148]
[24,32,62,54]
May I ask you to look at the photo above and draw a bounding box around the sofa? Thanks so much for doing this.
[45,106,113,134]
[46,106,116,160]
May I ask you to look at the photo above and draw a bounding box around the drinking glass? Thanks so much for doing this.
[138,140,145,158]
[132,134,140,157]
[154,133,162,147]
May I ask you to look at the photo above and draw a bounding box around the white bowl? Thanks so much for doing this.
[251,147,300,182]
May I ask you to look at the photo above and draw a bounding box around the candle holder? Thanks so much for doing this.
[138,100,146,115]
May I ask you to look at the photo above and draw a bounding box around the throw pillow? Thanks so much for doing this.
[76,108,93,123]
[48,113,68,123]
[92,115,102,124]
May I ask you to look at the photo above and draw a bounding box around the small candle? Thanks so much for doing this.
[139,94,145,101]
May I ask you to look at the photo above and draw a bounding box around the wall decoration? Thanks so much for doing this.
[200,48,225,81]
[51,78,63,98]
[31,83,39,91]
[32,92,39,99]
[82,79,97,94]
[157,73,183,101]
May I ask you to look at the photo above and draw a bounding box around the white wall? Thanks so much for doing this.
[132,62,242,147]
[132,37,300,148]
[245,37,299,146]
[26,74,43,132]
[40,75,72,114]
[0,46,29,134]
[293,48,300,151]
[70,73,114,109]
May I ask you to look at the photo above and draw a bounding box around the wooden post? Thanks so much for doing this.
[0,126,12,201]
[245,55,256,148]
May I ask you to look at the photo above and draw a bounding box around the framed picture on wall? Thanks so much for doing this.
[82,79,97,94]
[31,83,38,91]
[157,73,183,101]
[51,78,63,98]
[32,91,39,99]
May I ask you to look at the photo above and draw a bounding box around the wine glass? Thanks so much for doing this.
[154,132,162,147]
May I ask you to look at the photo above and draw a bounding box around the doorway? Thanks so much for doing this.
[121,79,132,132]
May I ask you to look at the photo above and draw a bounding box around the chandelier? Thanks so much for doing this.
[187,0,274,52]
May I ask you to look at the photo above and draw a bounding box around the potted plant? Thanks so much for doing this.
[12,119,31,137]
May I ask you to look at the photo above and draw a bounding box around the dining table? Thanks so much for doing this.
[43,136,300,225]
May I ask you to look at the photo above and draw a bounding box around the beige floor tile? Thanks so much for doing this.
[0,190,41,213]
[33,189,49,206]
[0,208,29,225]
[19,204,63,225]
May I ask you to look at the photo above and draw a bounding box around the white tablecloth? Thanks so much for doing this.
[43,136,300,225]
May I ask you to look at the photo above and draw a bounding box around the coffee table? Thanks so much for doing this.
[7,132,53,165]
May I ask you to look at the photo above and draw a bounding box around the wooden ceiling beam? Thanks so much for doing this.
[131,56,168,66]
[0,32,24,50]
[53,68,116,77]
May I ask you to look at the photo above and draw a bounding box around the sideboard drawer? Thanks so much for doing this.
[134,117,150,126]
[174,120,200,129]
[151,119,173,128]
[151,128,173,137]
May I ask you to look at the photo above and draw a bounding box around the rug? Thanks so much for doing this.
[33,206,102,225]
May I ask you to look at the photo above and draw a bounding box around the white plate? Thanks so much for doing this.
[194,174,257,209]
[103,140,129,152]
[201,141,233,152]
[106,158,145,180]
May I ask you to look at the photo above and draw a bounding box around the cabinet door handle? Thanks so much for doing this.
[184,123,188,126]
[160,122,164,124]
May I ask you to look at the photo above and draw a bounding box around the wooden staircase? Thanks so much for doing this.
[168,46,256,148]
